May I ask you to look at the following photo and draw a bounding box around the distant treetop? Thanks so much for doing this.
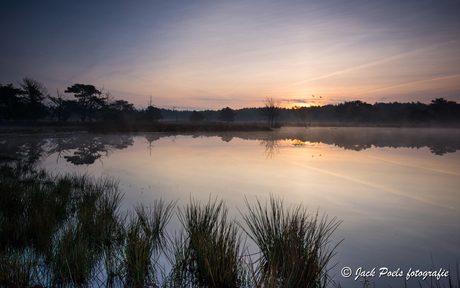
[218,107,236,122]
[189,110,205,122]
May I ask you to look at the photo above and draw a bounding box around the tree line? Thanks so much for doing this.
[1,78,459,126]
[292,99,460,126]
[0,78,164,123]
[0,78,238,124]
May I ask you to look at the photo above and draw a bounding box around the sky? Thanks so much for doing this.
[1,0,460,110]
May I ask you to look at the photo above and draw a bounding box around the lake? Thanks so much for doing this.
[1,127,459,287]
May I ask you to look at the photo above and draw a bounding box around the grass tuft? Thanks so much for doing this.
[169,197,247,288]
[123,201,175,287]
[240,195,342,288]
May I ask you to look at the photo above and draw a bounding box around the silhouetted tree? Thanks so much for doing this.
[292,105,309,128]
[103,99,136,122]
[0,83,23,121]
[49,89,73,122]
[428,98,459,123]
[218,107,236,122]
[189,110,205,122]
[113,100,134,111]
[260,97,280,127]
[404,102,429,123]
[65,84,104,121]
[18,78,49,121]
[144,96,162,122]
[172,106,178,122]
[202,110,215,121]
[145,106,163,122]
[335,100,375,122]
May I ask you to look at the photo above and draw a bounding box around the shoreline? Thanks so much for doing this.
[1,121,459,135]
[0,122,272,134]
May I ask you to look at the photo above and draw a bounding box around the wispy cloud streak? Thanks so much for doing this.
[360,73,460,95]
[286,40,458,88]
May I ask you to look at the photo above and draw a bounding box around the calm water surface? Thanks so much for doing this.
[2,127,459,287]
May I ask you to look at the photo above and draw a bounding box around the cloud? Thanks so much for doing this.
[281,98,312,103]
[361,74,460,95]
[286,39,459,88]
[193,97,233,102]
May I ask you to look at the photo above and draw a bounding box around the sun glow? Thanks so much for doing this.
[290,103,314,109]
[292,139,312,146]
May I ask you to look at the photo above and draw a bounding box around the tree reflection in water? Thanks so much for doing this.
[62,135,134,165]
[144,134,161,156]
[260,138,281,159]
[0,134,135,165]
[0,128,459,166]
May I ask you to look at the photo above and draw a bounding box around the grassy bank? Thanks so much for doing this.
[0,161,342,287]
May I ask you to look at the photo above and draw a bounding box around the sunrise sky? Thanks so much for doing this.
[1,0,459,110]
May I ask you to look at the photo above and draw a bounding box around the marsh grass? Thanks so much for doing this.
[0,248,41,288]
[241,195,342,288]
[0,161,126,287]
[168,197,247,288]
[49,176,125,286]
[122,201,175,287]
[1,160,346,287]
[0,162,74,256]
[51,224,97,286]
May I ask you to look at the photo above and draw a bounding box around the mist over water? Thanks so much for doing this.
[1,127,459,287]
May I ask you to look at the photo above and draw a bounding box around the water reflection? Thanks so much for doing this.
[0,127,458,288]
[1,128,459,165]
[221,135,233,142]
[260,138,281,159]
[0,134,134,165]
[280,127,460,155]
[291,139,307,146]
[0,136,48,164]
[275,127,459,156]
[145,134,162,156]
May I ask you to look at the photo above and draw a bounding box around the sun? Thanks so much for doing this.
[290,103,313,109]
